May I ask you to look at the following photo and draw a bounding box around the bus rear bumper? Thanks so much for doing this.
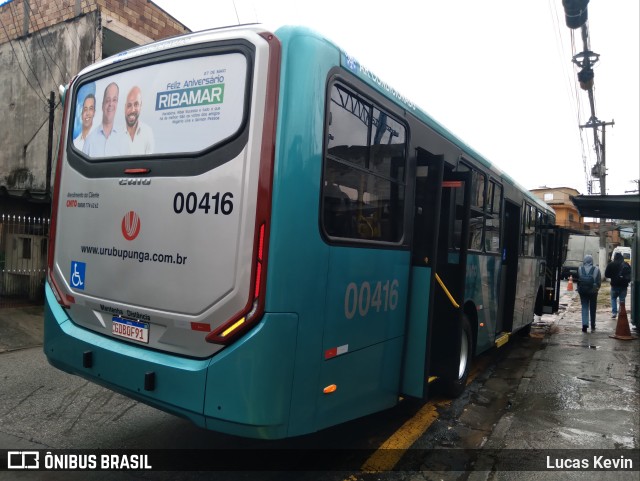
[43,283,209,427]
[43,283,299,438]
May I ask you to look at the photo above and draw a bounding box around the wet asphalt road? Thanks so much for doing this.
[0,281,637,480]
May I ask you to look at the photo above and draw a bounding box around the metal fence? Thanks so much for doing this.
[0,215,49,307]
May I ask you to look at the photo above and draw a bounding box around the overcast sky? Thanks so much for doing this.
[154,1,637,195]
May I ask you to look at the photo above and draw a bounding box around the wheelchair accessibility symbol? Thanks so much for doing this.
[70,261,86,290]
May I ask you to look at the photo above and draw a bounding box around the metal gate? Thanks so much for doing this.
[0,215,49,307]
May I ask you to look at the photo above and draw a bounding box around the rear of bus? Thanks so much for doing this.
[45,26,286,437]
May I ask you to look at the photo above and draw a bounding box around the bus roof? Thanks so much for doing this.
[70,23,552,215]
[275,25,552,215]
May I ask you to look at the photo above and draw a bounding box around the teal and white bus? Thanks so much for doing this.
[45,24,561,439]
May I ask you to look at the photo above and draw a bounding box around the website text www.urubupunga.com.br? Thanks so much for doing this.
[80,245,188,265]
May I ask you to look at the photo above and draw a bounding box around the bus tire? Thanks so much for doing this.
[444,315,472,398]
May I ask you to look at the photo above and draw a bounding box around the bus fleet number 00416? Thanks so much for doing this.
[173,192,234,215]
[344,280,399,320]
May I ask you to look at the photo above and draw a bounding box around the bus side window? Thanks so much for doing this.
[485,181,502,253]
[534,209,543,256]
[521,203,536,256]
[324,181,353,237]
[468,170,485,251]
[452,220,462,249]
[322,82,406,244]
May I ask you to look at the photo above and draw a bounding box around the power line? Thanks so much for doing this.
[0,14,47,104]
[548,0,593,193]
[48,0,82,58]
[4,1,50,102]
[30,0,68,83]
[570,32,594,191]
[571,20,613,196]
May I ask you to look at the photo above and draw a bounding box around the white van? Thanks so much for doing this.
[612,246,632,265]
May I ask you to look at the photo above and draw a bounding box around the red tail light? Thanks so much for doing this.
[206,221,268,344]
[206,221,267,344]
[206,32,280,345]
[254,223,265,298]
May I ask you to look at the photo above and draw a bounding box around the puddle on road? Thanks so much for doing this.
[547,342,600,349]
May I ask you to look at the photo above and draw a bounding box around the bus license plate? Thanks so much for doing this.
[112,317,149,344]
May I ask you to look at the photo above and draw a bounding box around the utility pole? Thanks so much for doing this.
[579,118,614,195]
[562,1,614,267]
[571,24,614,196]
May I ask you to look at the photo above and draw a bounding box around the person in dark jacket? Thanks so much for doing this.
[578,254,601,333]
[605,252,632,319]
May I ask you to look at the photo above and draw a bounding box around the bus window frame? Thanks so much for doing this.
[65,40,256,179]
[520,201,542,258]
[452,161,505,255]
[467,169,486,252]
[320,73,410,249]
[484,179,503,254]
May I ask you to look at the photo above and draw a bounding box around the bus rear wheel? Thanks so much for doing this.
[444,315,472,398]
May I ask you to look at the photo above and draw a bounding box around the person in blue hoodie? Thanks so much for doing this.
[577,254,601,333]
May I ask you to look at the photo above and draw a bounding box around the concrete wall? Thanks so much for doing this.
[0,13,99,197]
[0,1,189,46]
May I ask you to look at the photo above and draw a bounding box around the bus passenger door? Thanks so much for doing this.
[429,169,471,384]
[402,149,443,398]
[542,226,565,314]
[498,200,520,332]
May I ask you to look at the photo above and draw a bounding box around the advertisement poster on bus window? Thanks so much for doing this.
[72,53,247,158]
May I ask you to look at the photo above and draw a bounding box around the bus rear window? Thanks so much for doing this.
[71,53,248,159]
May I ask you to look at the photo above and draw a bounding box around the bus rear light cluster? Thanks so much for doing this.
[47,77,75,309]
[206,300,258,344]
[220,317,246,339]
[206,31,279,346]
[47,272,67,307]
[206,223,266,345]
[254,224,265,298]
[47,271,75,308]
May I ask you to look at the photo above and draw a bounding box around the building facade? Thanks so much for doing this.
[531,186,625,262]
[0,0,189,304]
[0,0,190,216]
[530,186,586,232]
